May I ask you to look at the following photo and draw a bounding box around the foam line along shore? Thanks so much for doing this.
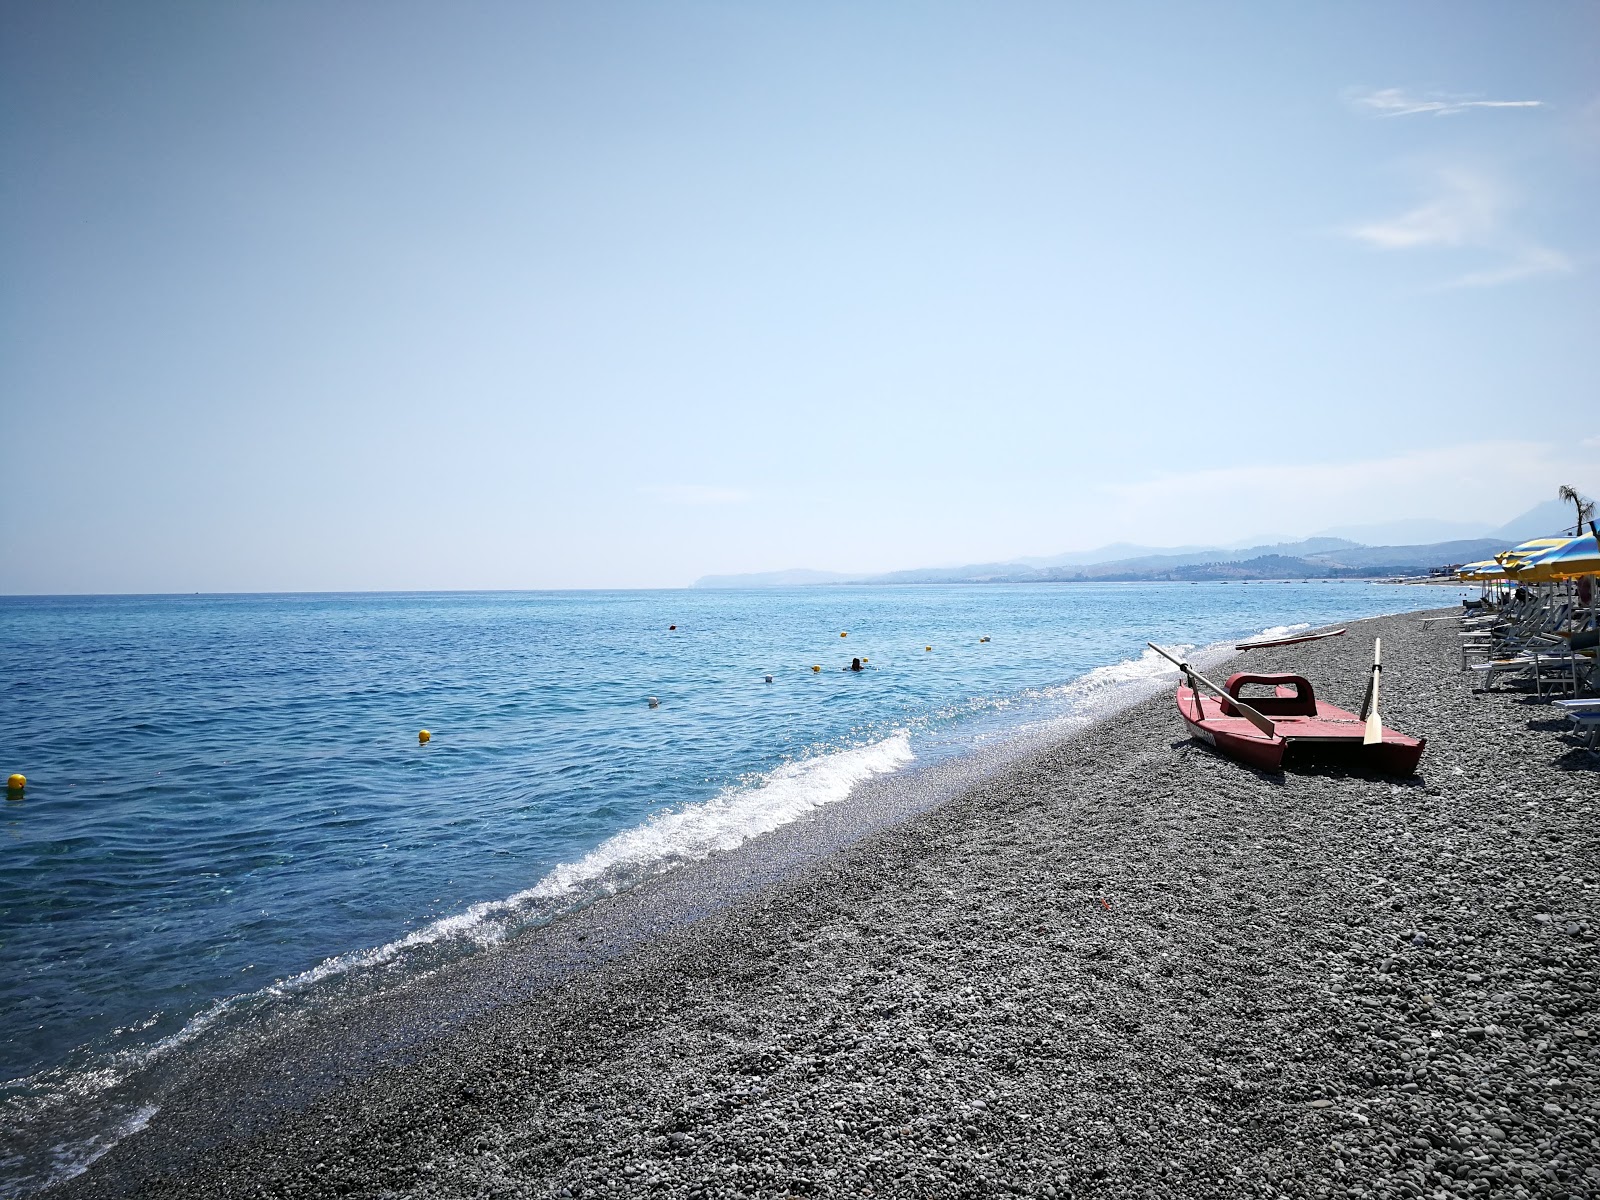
[42,608,1598,1198]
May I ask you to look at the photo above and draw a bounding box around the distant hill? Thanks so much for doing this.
[1060,538,1358,578]
[1165,555,1338,581]
[1032,537,1498,582]
[693,535,1487,587]
[1313,517,1492,544]
[691,496,1594,588]
[1010,541,1224,569]
[1491,498,1588,542]
[1302,539,1510,572]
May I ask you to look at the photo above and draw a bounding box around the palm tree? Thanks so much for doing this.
[1557,484,1596,535]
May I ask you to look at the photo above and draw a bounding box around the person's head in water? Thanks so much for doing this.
[850,657,862,671]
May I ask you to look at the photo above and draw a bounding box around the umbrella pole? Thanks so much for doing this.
[1591,575,1599,697]
[1568,577,1576,696]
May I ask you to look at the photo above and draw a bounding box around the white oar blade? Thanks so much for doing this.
[1363,638,1382,745]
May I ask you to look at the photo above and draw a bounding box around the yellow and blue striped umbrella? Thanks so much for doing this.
[1514,535,1599,582]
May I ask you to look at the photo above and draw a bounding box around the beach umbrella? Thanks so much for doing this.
[1506,536,1584,583]
[1494,536,1570,571]
[1523,535,1599,581]
[1458,559,1511,581]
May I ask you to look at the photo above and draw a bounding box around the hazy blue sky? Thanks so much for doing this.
[3,1,1596,591]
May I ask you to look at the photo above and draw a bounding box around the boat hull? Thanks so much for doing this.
[1179,690,1286,770]
[1177,684,1425,775]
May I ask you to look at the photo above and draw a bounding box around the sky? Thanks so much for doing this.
[2,1,1596,592]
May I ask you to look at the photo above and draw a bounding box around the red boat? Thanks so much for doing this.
[1150,641,1425,775]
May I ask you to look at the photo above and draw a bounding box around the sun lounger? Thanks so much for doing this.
[1470,645,1592,695]
[1555,705,1600,753]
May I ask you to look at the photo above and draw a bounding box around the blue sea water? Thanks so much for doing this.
[0,582,1466,1191]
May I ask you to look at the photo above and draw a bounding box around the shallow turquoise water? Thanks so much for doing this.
[0,582,1462,1190]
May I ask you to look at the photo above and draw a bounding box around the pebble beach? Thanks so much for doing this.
[52,608,1598,1200]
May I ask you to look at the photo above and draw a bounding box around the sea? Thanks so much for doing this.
[0,582,1467,1193]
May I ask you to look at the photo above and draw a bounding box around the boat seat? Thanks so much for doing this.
[1221,673,1319,716]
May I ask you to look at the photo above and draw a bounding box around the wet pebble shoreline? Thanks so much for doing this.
[58,610,1598,1199]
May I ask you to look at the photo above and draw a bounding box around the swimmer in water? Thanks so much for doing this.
[849,657,863,672]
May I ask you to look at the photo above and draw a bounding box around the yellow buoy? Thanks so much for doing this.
[840,631,847,638]
[6,773,24,793]
[811,665,821,673]
[925,645,932,652]
[861,657,868,663]
[418,730,431,744]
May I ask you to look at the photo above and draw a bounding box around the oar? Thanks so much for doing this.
[1235,627,1346,650]
[1146,643,1276,737]
[1359,638,1382,745]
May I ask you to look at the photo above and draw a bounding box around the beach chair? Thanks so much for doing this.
[1461,596,1573,671]
[1470,641,1589,695]
[1554,698,1600,754]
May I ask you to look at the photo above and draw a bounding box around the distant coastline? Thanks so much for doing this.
[695,496,1586,590]
[696,536,1513,589]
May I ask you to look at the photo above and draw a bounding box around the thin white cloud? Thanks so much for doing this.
[1346,169,1498,249]
[637,484,751,506]
[1349,88,1543,118]
[1343,168,1571,288]
[1452,244,1574,288]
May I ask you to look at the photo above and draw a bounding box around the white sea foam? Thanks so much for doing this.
[1059,643,1195,696]
[1251,622,1312,640]
[99,734,921,1060]
[47,1104,157,1187]
[269,730,915,993]
[1034,643,1203,730]
[900,644,1210,776]
[528,730,915,898]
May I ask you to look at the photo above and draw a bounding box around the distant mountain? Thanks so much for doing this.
[690,497,1593,589]
[1060,538,1359,578]
[1315,498,1588,550]
[1027,537,1479,582]
[1160,554,1336,581]
[1491,498,1590,542]
[693,537,1403,588]
[1314,517,1493,545]
[1011,542,1223,569]
[1303,539,1510,571]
